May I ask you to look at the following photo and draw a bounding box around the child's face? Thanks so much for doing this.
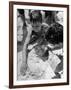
[31,21,42,32]
[35,45,46,56]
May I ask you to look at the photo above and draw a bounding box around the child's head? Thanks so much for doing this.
[35,44,49,61]
[45,23,63,49]
[30,10,42,32]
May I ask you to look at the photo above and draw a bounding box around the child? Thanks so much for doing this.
[45,22,63,78]
[17,9,28,79]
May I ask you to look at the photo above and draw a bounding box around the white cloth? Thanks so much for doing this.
[27,48,55,79]
[52,49,63,56]
[48,51,61,71]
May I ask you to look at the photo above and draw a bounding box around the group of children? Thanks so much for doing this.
[17,9,63,80]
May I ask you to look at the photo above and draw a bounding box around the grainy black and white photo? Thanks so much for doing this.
[17,9,64,80]
[9,2,69,88]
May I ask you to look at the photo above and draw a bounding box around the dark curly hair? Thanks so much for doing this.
[45,23,63,44]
